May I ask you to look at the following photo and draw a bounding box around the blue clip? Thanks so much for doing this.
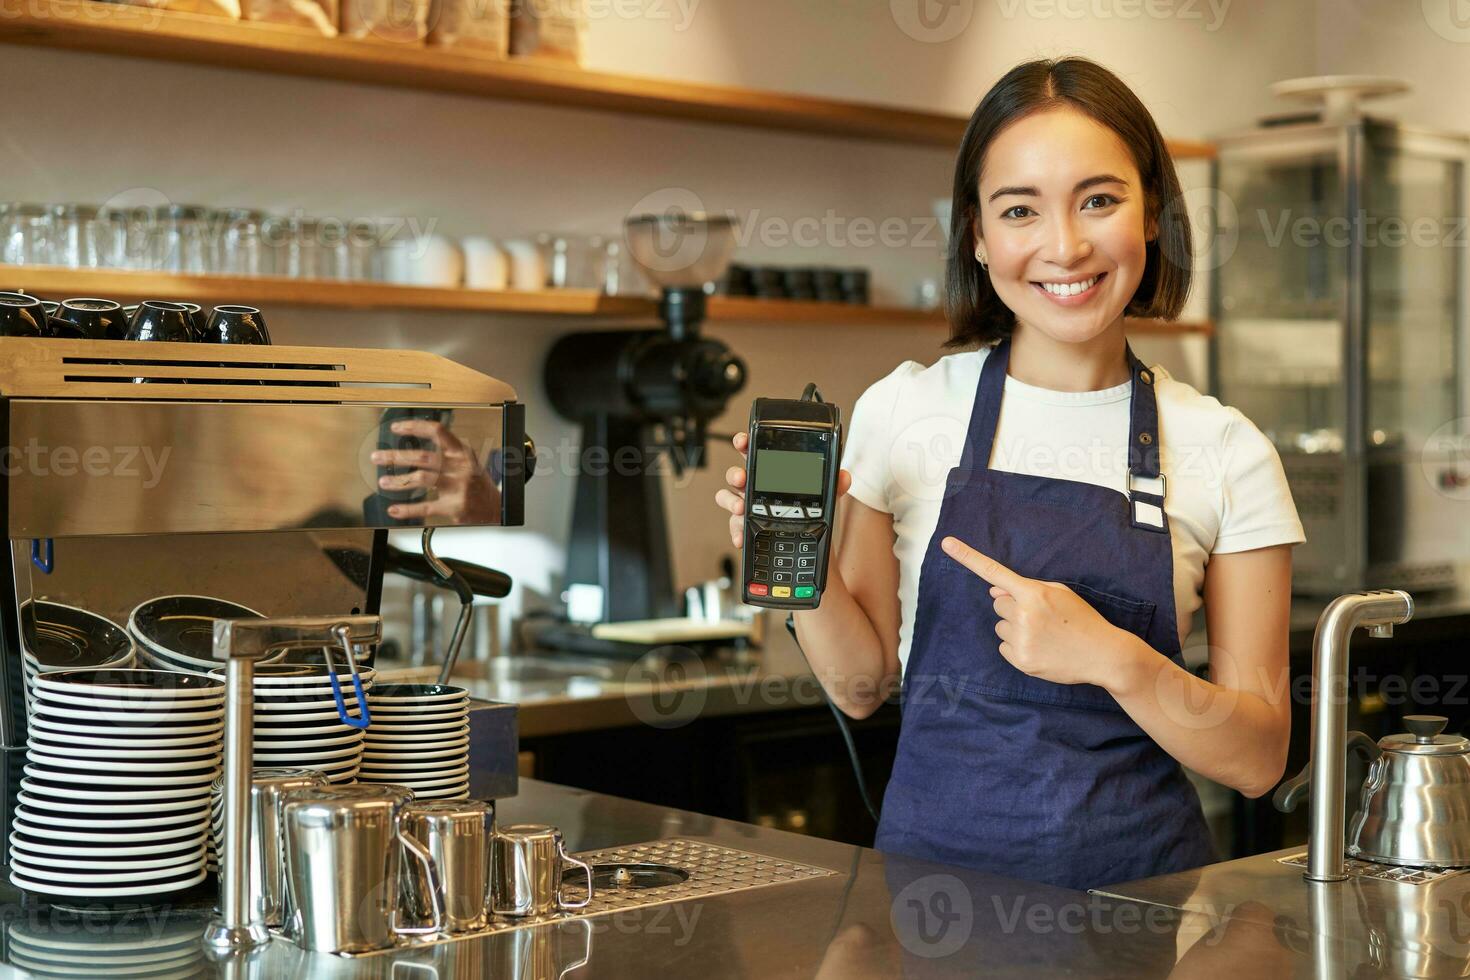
[326,627,371,730]
[30,539,53,574]
[329,668,371,730]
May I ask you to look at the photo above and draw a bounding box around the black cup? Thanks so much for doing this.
[201,305,271,345]
[44,317,87,339]
[126,301,194,343]
[177,302,208,341]
[839,267,870,305]
[54,298,129,340]
[0,292,47,337]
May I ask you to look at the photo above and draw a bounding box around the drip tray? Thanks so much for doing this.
[553,838,833,913]
[572,863,691,891]
[1276,852,1470,885]
[332,838,838,957]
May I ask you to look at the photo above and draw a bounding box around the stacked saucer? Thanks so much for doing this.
[12,669,223,902]
[20,601,135,709]
[359,684,470,800]
[202,663,372,872]
[129,595,266,673]
[208,663,373,782]
[7,916,205,978]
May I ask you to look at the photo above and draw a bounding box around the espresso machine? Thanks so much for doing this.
[0,334,531,847]
[541,211,747,641]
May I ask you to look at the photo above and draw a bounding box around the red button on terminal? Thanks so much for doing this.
[748,583,769,596]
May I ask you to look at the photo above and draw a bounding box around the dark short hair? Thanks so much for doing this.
[944,57,1192,348]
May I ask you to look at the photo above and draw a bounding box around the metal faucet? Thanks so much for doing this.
[202,615,382,952]
[1303,590,1414,882]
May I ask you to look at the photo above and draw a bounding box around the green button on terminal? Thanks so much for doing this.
[794,586,815,599]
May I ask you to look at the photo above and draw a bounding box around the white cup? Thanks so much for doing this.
[381,235,463,288]
[462,237,509,291]
[500,239,546,292]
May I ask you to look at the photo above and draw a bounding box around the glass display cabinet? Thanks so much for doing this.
[1211,116,1470,595]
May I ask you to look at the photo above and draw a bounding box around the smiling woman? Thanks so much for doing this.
[716,56,1304,893]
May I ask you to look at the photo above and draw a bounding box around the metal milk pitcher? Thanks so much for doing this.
[281,784,444,954]
[210,766,329,929]
[490,824,594,917]
[401,799,496,934]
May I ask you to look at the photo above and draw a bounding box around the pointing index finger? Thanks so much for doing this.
[941,536,1030,593]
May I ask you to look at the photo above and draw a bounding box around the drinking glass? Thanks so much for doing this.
[2,204,53,266]
[51,205,116,269]
[219,209,269,277]
[149,205,208,273]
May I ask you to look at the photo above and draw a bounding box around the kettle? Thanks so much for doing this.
[1349,715,1470,868]
[1275,714,1470,869]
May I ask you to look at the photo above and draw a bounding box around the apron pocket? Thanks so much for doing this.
[1060,580,1157,639]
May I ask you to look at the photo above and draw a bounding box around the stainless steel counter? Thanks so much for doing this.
[1096,845,1470,978]
[0,780,1393,978]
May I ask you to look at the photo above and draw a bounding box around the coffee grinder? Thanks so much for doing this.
[540,211,746,648]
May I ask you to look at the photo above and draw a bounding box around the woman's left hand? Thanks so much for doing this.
[940,535,1127,688]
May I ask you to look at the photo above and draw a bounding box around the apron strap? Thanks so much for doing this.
[1125,346,1168,532]
[958,337,1011,479]
[961,337,1169,533]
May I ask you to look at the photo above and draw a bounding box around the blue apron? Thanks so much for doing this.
[874,337,1215,890]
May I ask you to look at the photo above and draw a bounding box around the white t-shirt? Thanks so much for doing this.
[840,347,1306,670]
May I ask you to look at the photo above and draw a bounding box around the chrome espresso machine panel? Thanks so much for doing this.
[0,337,530,779]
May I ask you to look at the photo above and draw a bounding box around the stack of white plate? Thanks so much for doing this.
[127,595,266,673]
[12,669,223,902]
[359,684,470,800]
[20,601,135,711]
[202,663,373,872]
[7,916,205,978]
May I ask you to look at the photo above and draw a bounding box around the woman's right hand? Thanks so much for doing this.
[714,431,852,549]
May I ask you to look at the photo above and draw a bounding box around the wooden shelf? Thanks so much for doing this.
[2,265,947,323]
[3,266,1214,335]
[706,295,943,325]
[0,0,1216,155]
[0,266,653,317]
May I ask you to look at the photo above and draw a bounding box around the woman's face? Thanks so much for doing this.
[973,106,1155,346]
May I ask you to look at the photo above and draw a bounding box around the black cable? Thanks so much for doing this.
[787,615,881,824]
[791,382,881,823]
